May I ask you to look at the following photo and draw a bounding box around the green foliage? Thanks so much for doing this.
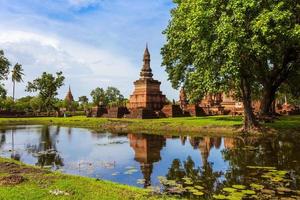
[162,0,299,112]
[26,72,65,113]
[277,68,300,105]
[78,95,89,104]
[0,85,6,99]
[0,97,14,110]
[14,96,33,112]
[11,63,24,83]
[30,96,43,112]
[11,63,24,101]
[90,86,125,106]
[0,50,10,81]
[0,96,44,112]
[77,96,89,111]
[0,50,10,98]
[90,87,105,105]
[106,86,125,106]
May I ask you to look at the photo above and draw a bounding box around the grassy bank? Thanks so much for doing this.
[0,116,242,136]
[0,157,174,200]
[0,115,299,136]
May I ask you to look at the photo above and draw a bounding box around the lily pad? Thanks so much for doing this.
[232,185,246,190]
[213,194,226,199]
[276,187,292,193]
[242,190,256,195]
[193,191,204,196]
[223,187,237,193]
[250,183,264,190]
[194,185,204,190]
[247,166,276,170]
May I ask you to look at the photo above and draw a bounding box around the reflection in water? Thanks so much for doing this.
[180,136,187,146]
[165,157,222,198]
[26,126,63,168]
[189,137,222,165]
[0,132,5,148]
[128,134,166,188]
[0,125,300,198]
[10,129,20,161]
[222,135,300,187]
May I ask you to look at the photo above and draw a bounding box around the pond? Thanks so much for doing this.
[0,125,300,199]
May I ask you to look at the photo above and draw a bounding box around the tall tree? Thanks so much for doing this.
[90,87,124,106]
[26,72,65,114]
[11,63,24,101]
[105,86,124,106]
[161,0,299,131]
[0,50,10,98]
[90,87,106,106]
[78,96,89,104]
[251,1,300,116]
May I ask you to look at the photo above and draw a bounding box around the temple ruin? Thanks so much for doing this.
[64,86,74,111]
[128,134,166,187]
[128,45,166,111]
[87,45,299,119]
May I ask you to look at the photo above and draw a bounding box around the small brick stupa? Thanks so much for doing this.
[129,45,166,111]
[65,86,74,103]
[128,134,166,187]
[65,86,74,111]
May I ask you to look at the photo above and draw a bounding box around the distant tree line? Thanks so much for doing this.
[0,50,127,114]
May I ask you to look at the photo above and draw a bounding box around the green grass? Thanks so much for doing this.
[265,115,300,130]
[0,115,299,136]
[0,157,175,200]
[0,116,243,136]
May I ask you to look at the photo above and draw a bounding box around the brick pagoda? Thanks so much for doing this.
[128,45,166,111]
[65,86,74,111]
[65,86,74,103]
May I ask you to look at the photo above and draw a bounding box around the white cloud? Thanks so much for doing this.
[1,30,137,99]
[0,31,59,49]
[0,0,179,100]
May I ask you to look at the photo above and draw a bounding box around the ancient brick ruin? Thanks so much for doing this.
[88,46,299,119]
[125,45,166,118]
[128,45,166,111]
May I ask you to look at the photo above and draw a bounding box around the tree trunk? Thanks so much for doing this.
[270,100,276,115]
[240,76,259,132]
[257,47,298,117]
[259,85,277,116]
[12,81,15,101]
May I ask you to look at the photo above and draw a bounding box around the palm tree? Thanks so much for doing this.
[11,63,24,101]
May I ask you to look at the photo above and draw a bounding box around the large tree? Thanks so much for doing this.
[11,63,24,101]
[26,72,65,114]
[0,50,10,98]
[105,86,124,106]
[90,86,124,106]
[161,0,299,131]
[90,87,106,106]
[78,96,89,104]
[250,1,300,116]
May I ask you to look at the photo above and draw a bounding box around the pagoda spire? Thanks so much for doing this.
[140,44,153,79]
[65,85,74,103]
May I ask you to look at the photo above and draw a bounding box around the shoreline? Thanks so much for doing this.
[0,115,299,136]
[1,116,300,199]
[0,157,172,200]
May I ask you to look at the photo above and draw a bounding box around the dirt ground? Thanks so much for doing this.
[0,162,46,186]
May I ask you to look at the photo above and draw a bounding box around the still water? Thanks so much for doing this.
[0,125,300,198]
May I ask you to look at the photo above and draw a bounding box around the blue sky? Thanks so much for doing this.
[0,0,178,100]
